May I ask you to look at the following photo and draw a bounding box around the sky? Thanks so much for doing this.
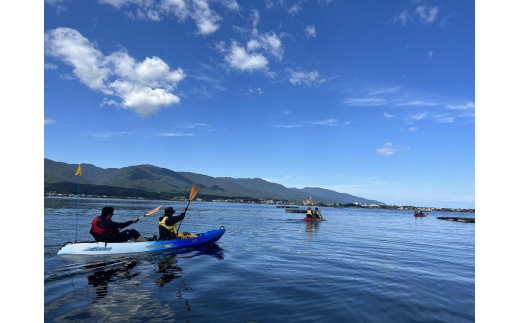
[42,0,475,208]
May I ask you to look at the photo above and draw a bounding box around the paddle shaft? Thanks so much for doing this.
[176,200,191,233]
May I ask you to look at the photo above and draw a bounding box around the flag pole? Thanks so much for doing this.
[74,164,82,243]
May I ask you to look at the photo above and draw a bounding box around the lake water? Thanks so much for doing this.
[44,197,475,322]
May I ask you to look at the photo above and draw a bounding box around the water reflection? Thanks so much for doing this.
[82,243,225,301]
[305,221,320,235]
[85,259,140,300]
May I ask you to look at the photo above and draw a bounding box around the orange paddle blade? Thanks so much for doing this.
[189,185,198,201]
[145,204,162,216]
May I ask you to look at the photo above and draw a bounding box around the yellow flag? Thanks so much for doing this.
[75,164,82,176]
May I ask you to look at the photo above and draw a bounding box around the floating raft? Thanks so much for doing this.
[285,208,307,213]
[437,217,475,223]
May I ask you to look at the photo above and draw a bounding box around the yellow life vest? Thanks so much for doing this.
[159,216,178,235]
[306,209,313,216]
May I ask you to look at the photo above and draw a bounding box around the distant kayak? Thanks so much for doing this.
[304,217,324,222]
[414,214,427,217]
[57,228,225,255]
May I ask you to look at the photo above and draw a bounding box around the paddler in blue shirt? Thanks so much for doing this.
[90,206,150,242]
[158,207,185,240]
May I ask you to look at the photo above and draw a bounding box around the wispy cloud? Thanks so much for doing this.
[45,28,185,118]
[287,3,302,16]
[157,132,195,137]
[287,69,325,87]
[428,51,434,58]
[44,118,56,125]
[305,25,316,38]
[310,118,348,126]
[393,10,410,26]
[393,5,439,26]
[274,124,303,128]
[394,100,438,107]
[98,0,239,35]
[93,131,133,138]
[183,123,209,129]
[376,142,410,156]
[416,6,439,24]
[383,112,395,119]
[248,87,264,95]
[45,63,58,70]
[343,97,387,106]
[446,102,475,110]
[434,114,455,123]
[405,112,429,123]
[367,86,402,95]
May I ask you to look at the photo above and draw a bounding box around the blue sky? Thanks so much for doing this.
[43,0,475,208]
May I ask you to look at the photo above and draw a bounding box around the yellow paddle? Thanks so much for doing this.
[176,185,198,233]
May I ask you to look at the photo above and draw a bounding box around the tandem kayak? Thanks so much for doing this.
[304,217,324,222]
[414,214,427,217]
[57,228,225,255]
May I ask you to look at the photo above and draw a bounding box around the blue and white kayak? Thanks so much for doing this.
[57,228,225,255]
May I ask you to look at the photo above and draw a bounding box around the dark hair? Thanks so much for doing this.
[164,207,175,215]
[101,206,114,218]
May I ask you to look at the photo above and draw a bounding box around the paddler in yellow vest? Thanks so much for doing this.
[306,207,315,219]
[158,207,185,240]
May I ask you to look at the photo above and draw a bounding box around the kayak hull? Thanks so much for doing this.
[57,228,225,255]
[304,217,323,222]
[414,214,427,217]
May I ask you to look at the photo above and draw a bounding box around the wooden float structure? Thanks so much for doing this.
[437,216,475,223]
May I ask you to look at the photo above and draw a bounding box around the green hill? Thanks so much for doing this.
[44,158,384,205]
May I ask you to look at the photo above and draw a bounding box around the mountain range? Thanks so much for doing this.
[44,158,384,205]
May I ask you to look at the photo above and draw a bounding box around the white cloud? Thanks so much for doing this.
[224,41,269,72]
[305,25,316,38]
[383,112,395,119]
[343,97,386,106]
[446,102,475,110]
[98,0,239,35]
[45,27,185,118]
[428,51,434,57]
[416,6,439,24]
[409,127,418,132]
[376,142,410,156]
[44,118,56,125]
[247,31,284,60]
[45,28,111,94]
[288,70,325,87]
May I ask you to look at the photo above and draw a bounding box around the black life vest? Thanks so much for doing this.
[90,217,115,237]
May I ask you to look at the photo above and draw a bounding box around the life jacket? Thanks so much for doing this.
[90,217,115,237]
[306,209,313,217]
[159,216,178,235]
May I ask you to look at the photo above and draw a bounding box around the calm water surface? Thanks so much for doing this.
[44,197,475,322]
